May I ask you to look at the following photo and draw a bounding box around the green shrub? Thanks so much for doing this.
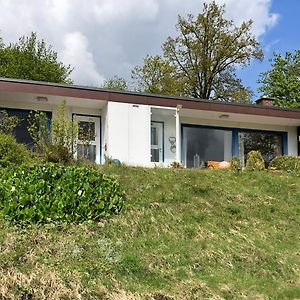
[246,150,265,171]
[269,156,300,172]
[0,133,32,167]
[45,144,74,164]
[0,110,20,135]
[230,156,241,171]
[28,100,78,163]
[0,163,125,224]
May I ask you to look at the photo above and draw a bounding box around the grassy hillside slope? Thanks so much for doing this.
[0,166,299,299]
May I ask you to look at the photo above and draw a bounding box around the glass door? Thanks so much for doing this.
[151,122,163,163]
[75,115,101,164]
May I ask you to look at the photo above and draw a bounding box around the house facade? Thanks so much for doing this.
[0,78,299,167]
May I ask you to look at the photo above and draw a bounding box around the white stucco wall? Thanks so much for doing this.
[287,127,298,156]
[105,102,151,166]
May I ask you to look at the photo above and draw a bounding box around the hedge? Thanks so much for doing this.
[0,133,32,167]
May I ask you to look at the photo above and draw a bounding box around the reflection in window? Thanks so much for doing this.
[239,131,283,166]
[151,127,158,146]
[182,127,232,168]
[151,149,160,162]
[4,109,51,150]
[77,144,96,162]
[78,121,95,141]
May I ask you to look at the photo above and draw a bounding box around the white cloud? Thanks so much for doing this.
[61,32,104,86]
[213,0,279,36]
[0,0,279,85]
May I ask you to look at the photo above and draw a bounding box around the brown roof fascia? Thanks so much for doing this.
[0,78,300,120]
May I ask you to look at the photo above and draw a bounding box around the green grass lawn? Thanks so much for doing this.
[0,166,299,299]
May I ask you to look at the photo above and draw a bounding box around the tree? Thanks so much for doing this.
[0,32,73,84]
[258,51,300,108]
[133,1,262,102]
[132,55,184,96]
[102,75,128,91]
[213,69,253,103]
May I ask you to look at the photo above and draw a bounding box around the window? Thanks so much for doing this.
[239,131,283,166]
[182,126,232,168]
[1,108,51,150]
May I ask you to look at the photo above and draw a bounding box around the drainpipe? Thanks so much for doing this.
[175,105,182,163]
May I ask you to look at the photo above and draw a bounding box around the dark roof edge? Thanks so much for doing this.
[0,77,300,118]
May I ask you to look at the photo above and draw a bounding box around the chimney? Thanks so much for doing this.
[255,96,275,107]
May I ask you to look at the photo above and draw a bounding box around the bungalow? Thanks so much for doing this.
[0,77,299,167]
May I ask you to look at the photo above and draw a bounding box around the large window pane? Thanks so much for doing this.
[78,121,95,141]
[2,109,51,150]
[239,131,283,166]
[183,126,232,168]
[151,127,158,146]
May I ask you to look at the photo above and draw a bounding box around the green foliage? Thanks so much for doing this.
[0,163,125,224]
[52,100,78,157]
[28,110,51,154]
[213,70,253,103]
[269,156,300,172]
[0,133,32,167]
[28,100,78,164]
[0,32,73,83]
[45,144,73,164]
[132,55,184,96]
[246,150,265,171]
[0,110,20,135]
[102,75,128,91]
[132,1,262,101]
[230,156,241,171]
[258,51,300,108]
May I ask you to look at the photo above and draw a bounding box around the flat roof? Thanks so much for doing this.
[0,77,299,120]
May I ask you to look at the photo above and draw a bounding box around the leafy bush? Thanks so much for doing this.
[0,133,32,167]
[230,156,241,171]
[45,144,74,164]
[0,110,20,135]
[269,156,300,172]
[0,163,125,224]
[246,150,265,171]
[28,100,78,163]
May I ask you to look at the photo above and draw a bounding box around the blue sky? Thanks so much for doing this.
[239,0,300,99]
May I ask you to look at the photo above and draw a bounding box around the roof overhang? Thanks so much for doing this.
[0,77,300,121]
